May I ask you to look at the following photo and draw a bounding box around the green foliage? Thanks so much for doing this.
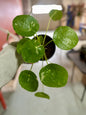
[53,26,78,50]
[13,15,39,36]
[35,92,50,99]
[19,70,38,92]
[49,9,63,21]
[37,35,44,45]
[17,38,30,54]
[11,9,79,99]
[17,39,45,63]
[39,63,68,87]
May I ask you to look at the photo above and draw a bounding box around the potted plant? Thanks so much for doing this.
[0,9,78,99]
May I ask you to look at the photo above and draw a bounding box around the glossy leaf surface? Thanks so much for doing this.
[21,39,45,63]
[39,63,68,87]
[53,26,78,50]
[49,10,63,21]
[35,92,50,99]
[19,70,38,92]
[17,38,30,54]
[13,15,39,36]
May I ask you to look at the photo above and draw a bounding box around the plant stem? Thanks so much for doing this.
[36,33,39,40]
[34,35,36,40]
[44,53,48,65]
[41,61,44,92]
[42,18,51,66]
[30,64,33,71]
[43,18,52,45]
[44,40,53,47]
[7,33,10,41]
[0,27,20,40]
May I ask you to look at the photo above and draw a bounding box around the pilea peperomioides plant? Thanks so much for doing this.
[12,9,78,99]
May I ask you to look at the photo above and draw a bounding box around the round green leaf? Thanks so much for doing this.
[19,70,38,92]
[39,63,68,87]
[13,15,39,36]
[21,39,45,63]
[49,10,63,21]
[17,38,30,54]
[53,26,78,50]
[35,92,50,99]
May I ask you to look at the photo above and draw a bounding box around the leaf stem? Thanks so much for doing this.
[34,35,36,40]
[30,63,33,71]
[44,40,53,47]
[41,61,44,92]
[7,33,10,41]
[0,27,20,40]
[36,33,39,40]
[44,53,48,65]
[43,18,52,45]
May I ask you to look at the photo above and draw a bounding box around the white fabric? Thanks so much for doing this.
[0,45,18,88]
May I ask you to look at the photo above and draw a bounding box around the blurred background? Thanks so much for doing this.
[0,0,86,115]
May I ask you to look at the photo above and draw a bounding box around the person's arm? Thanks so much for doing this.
[0,44,23,88]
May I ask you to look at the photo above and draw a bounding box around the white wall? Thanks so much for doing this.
[31,0,62,30]
[32,0,62,5]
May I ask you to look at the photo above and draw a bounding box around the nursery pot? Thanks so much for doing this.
[33,34,56,60]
